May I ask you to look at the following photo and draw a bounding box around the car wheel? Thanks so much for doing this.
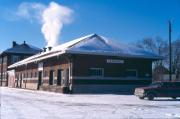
[139,97,144,99]
[172,97,177,99]
[147,93,155,100]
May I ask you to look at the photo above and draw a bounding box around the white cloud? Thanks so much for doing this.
[16,2,46,23]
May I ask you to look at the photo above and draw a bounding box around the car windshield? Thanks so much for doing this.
[149,82,162,87]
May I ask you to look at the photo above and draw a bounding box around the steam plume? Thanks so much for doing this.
[41,2,73,47]
[16,2,73,47]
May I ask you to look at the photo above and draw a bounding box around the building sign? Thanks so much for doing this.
[106,59,124,64]
[38,62,43,71]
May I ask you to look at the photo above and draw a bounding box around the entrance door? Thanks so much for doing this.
[16,76,19,87]
[49,70,54,85]
[20,74,22,88]
[63,69,69,87]
[37,71,42,90]
[57,69,62,85]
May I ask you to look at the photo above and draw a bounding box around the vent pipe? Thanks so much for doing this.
[43,47,47,52]
[48,47,52,51]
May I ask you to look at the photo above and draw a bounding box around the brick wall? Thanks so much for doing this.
[11,53,153,93]
[72,54,152,78]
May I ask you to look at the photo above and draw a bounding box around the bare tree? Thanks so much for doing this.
[136,37,180,81]
[172,39,180,80]
[136,37,168,81]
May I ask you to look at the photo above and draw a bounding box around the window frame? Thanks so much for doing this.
[89,68,104,77]
[125,69,138,78]
[11,55,20,64]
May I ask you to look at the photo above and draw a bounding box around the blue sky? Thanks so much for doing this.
[0,0,180,51]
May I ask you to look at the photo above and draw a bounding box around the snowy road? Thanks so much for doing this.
[1,87,180,119]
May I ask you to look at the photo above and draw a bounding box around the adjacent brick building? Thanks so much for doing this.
[8,34,162,93]
[0,41,41,86]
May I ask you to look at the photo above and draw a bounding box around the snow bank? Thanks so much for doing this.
[1,87,180,119]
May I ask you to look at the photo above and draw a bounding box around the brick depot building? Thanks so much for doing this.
[8,34,162,93]
[0,41,40,86]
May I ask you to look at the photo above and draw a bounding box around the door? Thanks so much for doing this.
[63,69,69,87]
[16,75,19,87]
[49,70,54,85]
[37,71,42,90]
[57,69,62,85]
[20,74,22,88]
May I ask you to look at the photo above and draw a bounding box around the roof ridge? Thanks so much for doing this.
[51,33,97,51]
[65,34,97,50]
[69,34,107,49]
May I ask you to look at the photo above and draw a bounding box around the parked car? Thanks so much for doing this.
[134,82,180,100]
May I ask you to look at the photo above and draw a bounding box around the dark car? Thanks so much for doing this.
[134,82,180,100]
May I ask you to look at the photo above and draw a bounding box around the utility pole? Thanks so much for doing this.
[169,21,172,81]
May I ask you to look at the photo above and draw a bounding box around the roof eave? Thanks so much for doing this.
[66,50,163,60]
[8,50,66,69]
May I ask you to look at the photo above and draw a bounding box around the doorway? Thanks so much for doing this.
[20,74,22,88]
[37,71,42,90]
[62,68,69,87]
[49,70,54,85]
[57,69,62,85]
[16,75,19,87]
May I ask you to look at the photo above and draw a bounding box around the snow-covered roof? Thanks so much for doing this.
[2,43,41,55]
[8,34,162,69]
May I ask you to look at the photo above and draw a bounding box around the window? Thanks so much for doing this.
[0,58,2,63]
[23,73,25,78]
[3,74,6,79]
[3,56,7,63]
[11,55,20,64]
[126,69,138,77]
[43,71,48,77]
[43,71,45,77]
[26,72,30,78]
[34,72,37,77]
[26,72,28,78]
[15,74,19,79]
[162,83,174,88]
[89,68,104,77]
[145,73,150,77]
[31,72,33,78]
[149,82,162,87]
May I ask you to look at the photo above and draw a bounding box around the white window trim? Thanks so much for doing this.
[89,68,104,77]
[126,69,138,78]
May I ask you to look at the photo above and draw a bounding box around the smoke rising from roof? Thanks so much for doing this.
[15,2,73,47]
[41,2,73,47]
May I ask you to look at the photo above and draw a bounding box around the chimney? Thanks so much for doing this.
[24,41,26,44]
[39,49,43,54]
[43,47,47,52]
[12,41,17,47]
[48,47,52,51]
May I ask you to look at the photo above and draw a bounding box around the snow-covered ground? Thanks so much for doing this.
[0,87,180,119]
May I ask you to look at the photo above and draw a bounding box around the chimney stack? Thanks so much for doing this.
[43,47,47,52]
[24,41,26,44]
[48,47,52,51]
[12,41,17,47]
